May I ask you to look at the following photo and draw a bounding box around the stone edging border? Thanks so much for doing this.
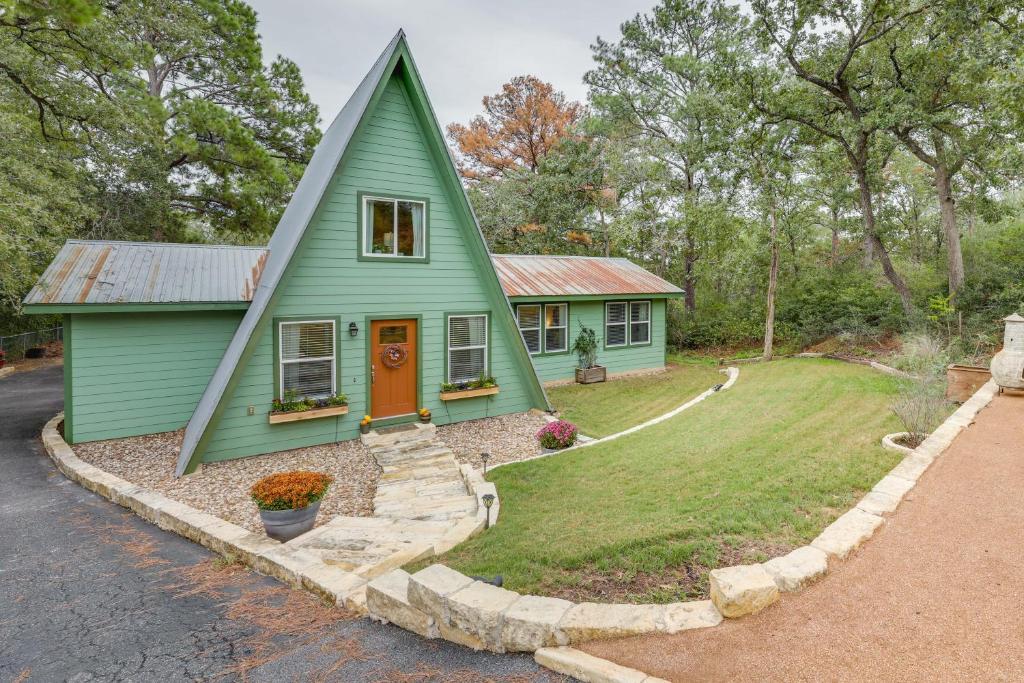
[40,413,497,614]
[363,379,999,662]
[491,367,740,473]
[534,647,669,683]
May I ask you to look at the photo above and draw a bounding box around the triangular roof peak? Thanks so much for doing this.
[175,30,548,475]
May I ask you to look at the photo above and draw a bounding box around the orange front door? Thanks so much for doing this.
[370,319,417,419]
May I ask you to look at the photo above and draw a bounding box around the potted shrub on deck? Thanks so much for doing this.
[571,323,606,384]
[251,471,333,542]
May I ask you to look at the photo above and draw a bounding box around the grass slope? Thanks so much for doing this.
[437,359,911,603]
[547,358,724,438]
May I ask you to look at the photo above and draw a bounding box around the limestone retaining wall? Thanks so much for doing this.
[366,380,999,653]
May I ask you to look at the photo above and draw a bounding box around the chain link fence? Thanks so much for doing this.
[0,327,63,362]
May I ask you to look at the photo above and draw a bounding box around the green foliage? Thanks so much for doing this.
[0,0,320,331]
[569,322,599,369]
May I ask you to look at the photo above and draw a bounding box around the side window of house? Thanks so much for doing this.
[544,303,568,353]
[516,304,541,354]
[605,302,628,347]
[279,320,336,398]
[363,196,426,258]
[448,314,488,383]
[630,301,651,344]
[516,303,568,354]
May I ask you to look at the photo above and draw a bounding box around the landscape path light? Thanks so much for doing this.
[482,493,495,529]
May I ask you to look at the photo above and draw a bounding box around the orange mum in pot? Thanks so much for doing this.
[250,470,333,511]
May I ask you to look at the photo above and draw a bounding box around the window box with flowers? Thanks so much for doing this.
[268,391,348,424]
[439,375,499,401]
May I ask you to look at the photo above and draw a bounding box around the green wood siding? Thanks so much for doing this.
[199,73,538,463]
[66,311,242,443]
[514,298,667,383]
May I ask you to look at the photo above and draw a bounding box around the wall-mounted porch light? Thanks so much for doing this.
[348,322,359,337]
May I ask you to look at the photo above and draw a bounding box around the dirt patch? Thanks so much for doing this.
[805,332,900,359]
[74,430,379,533]
[541,539,794,604]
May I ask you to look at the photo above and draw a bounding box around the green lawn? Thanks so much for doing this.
[435,359,915,603]
[546,357,724,438]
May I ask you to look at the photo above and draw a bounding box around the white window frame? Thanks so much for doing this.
[605,301,629,348]
[361,195,428,258]
[629,300,652,345]
[543,303,568,353]
[516,304,542,355]
[447,313,489,384]
[278,319,337,398]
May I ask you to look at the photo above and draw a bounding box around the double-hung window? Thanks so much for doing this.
[516,305,541,354]
[605,302,628,347]
[606,300,651,346]
[279,320,336,398]
[362,195,427,259]
[544,303,568,353]
[516,303,568,355]
[447,314,488,384]
[629,301,651,344]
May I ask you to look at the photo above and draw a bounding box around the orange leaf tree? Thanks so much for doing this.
[446,75,582,181]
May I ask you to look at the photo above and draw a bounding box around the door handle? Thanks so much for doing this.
[371,363,376,385]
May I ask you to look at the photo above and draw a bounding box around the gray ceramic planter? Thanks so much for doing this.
[258,499,322,542]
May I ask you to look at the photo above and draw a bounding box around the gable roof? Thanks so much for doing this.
[24,240,266,308]
[174,30,550,476]
[492,254,684,298]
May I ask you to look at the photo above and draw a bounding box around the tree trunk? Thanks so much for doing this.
[935,161,965,297]
[854,167,914,317]
[830,207,840,267]
[683,251,697,314]
[763,205,779,361]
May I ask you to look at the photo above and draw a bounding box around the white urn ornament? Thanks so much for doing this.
[991,313,1024,391]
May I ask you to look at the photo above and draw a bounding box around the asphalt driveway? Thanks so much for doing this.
[0,364,565,682]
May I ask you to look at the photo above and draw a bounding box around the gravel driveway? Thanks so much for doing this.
[0,364,569,682]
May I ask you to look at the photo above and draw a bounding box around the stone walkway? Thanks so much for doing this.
[581,391,1024,682]
[289,423,481,582]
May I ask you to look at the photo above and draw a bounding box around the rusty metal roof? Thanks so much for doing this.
[24,240,268,306]
[491,254,683,298]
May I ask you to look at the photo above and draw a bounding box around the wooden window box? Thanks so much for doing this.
[439,386,500,401]
[268,404,348,424]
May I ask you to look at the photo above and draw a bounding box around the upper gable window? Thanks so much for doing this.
[362,196,427,260]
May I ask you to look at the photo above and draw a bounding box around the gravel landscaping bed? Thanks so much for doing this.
[437,412,548,469]
[74,430,379,533]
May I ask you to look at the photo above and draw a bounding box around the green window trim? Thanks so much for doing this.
[271,316,343,402]
[604,299,653,350]
[515,302,570,357]
[356,191,430,263]
[444,311,492,385]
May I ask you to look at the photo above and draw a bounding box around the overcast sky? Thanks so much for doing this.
[247,0,657,132]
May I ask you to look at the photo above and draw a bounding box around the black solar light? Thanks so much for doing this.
[482,493,495,529]
[480,451,490,474]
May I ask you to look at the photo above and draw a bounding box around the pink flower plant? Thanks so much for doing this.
[536,419,578,450]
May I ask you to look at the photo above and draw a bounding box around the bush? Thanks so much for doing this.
[251,471,333,511]
[891,380,949,448]
[892,333,949,378]
[536,420,578,449]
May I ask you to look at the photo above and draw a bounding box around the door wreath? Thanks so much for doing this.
[381,344,408,368]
